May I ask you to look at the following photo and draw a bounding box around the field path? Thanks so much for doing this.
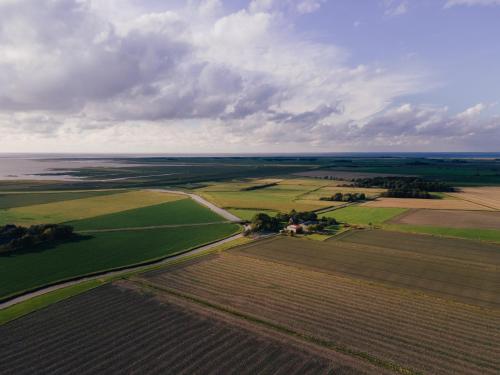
[0,232,243,310]
[150,189,242,222]
[77,221,230,233]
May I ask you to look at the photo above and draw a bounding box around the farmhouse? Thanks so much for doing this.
[286,224,303,233]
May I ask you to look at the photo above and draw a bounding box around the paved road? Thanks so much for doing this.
[151,189,242,222]
[0,233,243,310]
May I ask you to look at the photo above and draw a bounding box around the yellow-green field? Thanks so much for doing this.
[196,178,381,212]
[0,190,185,226]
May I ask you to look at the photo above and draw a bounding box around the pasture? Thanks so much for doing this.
[0,283,380,374]
[0,190,184,226]
[384,224,500,243]
[139,234,500,374]
[389,208,500,229]
[362,197,490,210]
[69,198,225,231]
[0,223,239,300]
[321,206,406,225]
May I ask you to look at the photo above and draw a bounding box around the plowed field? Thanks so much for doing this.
[140,234,500,375]
[0,283,381,375]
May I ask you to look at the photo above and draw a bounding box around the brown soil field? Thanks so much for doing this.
[231,234,500,308]
[389,208,500,229]
[0,283,380,375]
[141,246,500,375]
[449,187,500,210]
[362,197,492,210]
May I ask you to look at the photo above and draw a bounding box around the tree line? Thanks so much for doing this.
[348,177,454,199]
[0,224,75,254]
[320,192,366,202]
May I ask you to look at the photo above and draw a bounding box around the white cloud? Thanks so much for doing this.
[444,0,500,7]
[2,0,495,152]
[383,0,409,16]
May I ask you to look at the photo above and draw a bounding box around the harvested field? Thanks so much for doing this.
[229,235,500,308]
[389,208,500,229]
[196,178,361,212]
[141,248,500,375]
[0,283,380,375]
[449,187,500,210]
[362,197,491,210]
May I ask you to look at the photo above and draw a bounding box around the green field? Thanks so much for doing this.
[385,223,500,243]
[69,199,225,231]
[0,190,183,226]
[227,208,278,221]
[0,190,123,209]
[321,206,406,225]
[0,223,239,299]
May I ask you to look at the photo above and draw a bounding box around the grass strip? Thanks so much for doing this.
[135,280,422,375]
[383,224,500,244]
[0,280,104,326]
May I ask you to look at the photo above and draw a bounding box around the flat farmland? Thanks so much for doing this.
[69,198,225,231]
[0,223,239,299]
[362,197,491,210]
[141,249,500,375]
[389,208,500,229]
[0,190,184,226]
[228,234,500,307]
[196,178,362,212]
[0,190,123,209]
[294,170,409,179]
[0,283,382,375]
[321,206,406,225]
[449,186,500,210]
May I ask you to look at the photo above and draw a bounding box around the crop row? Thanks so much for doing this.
[145,253,500,375]
[0,284,363,375]
[231,237,500,307]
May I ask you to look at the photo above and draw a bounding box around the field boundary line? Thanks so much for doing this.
[134,279,422,375]
[76,221,230,233]
[447,192,500,211]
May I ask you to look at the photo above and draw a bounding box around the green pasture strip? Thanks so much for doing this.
[0,223,239,300]
[68,198,223,231]
[0,190,123,209]
[384,224,500,244]
[321,206,407,225]
[0,280,103,326]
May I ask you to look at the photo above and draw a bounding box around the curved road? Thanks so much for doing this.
[0,190,243,310]
[151,189,242,222]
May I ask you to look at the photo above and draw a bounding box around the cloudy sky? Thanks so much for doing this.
[0,0,499,153]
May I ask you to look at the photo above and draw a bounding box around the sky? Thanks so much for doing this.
[0,0,499,153]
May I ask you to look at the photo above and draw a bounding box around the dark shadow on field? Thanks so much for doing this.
[0,234,94,257]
